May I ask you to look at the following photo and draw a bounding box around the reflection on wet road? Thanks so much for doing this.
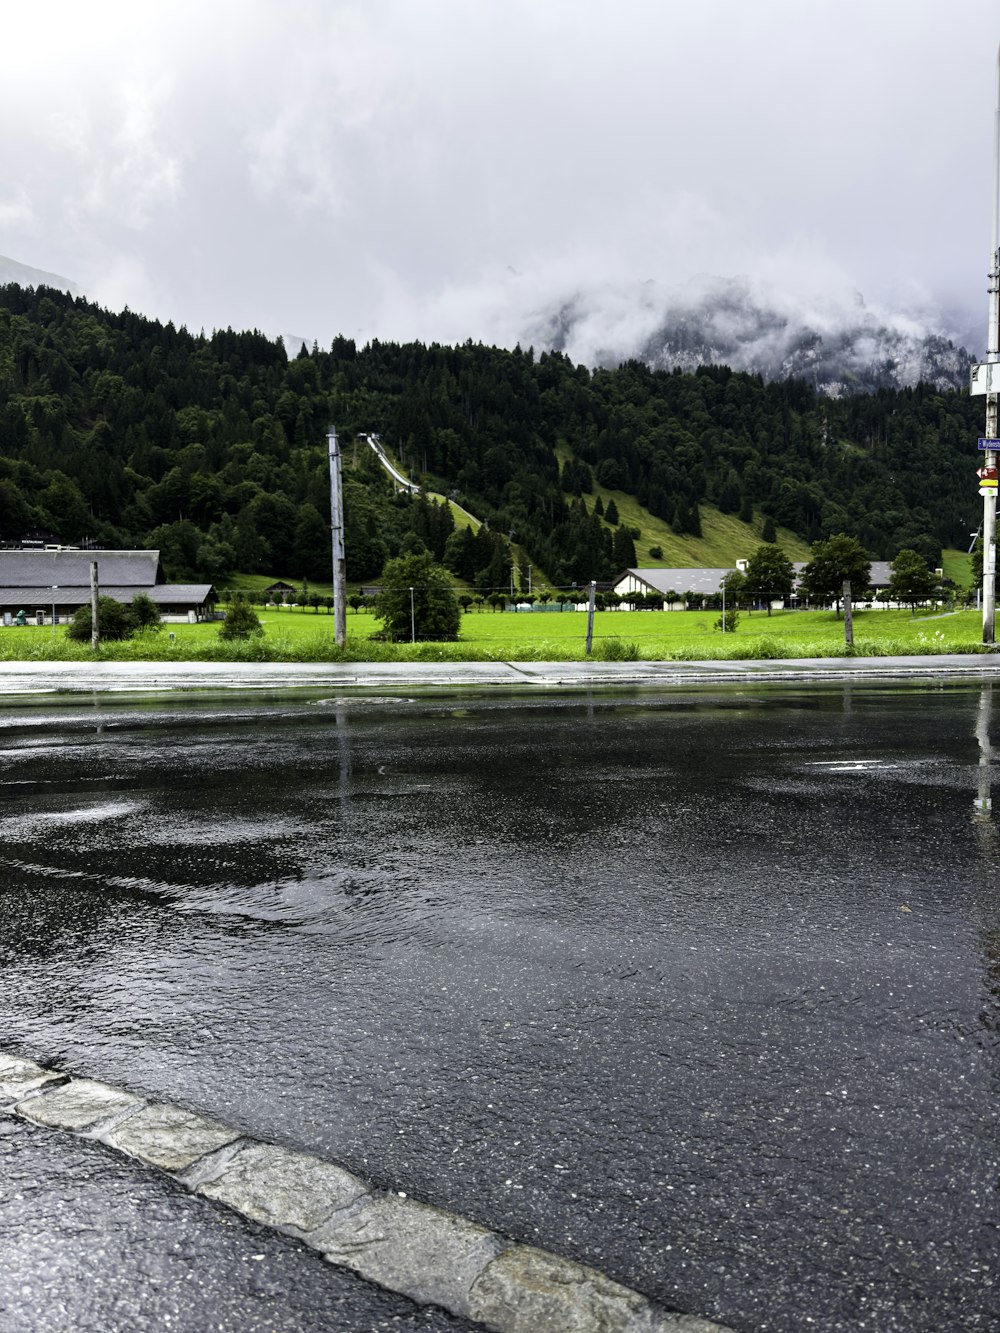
[1,682,998,1332]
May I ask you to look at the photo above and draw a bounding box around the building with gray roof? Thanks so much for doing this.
[0,549,216,623]
[615,559,898,609]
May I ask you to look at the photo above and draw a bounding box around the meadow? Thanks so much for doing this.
[0,603,989,664]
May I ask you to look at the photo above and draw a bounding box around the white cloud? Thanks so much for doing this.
[0,0,993,350]
[0,187,33,228]
[86,252,163,319]
[73,81,182,229]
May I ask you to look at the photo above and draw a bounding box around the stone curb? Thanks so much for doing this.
[0,1050,734,1333]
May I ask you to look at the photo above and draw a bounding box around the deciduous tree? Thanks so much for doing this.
[720,568,746,610]
[889,548,936,614]
[744,544,794,616]
[374,551,461,641]
[800,535,871,617]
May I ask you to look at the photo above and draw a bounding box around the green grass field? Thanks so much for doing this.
[0,603,989,664]
[941,548,973,586]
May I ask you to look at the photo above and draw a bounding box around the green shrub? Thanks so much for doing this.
[130,592,163,633]
[66,597,136,642]
[218,596,264,640]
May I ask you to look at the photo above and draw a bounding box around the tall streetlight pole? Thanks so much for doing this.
[973,46,1000,644]
[985,44,1000,644]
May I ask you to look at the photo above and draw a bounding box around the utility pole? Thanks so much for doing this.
[328,426,346,648]
[972,46,1000,644]
[90,561,99,653]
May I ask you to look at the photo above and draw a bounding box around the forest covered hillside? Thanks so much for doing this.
[0,283,984,590]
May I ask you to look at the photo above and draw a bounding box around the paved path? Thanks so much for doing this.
[0,653,998,696]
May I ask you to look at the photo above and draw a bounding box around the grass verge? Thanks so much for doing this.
[0,606,992,663]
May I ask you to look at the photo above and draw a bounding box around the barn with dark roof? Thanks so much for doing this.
[0,549,216,623]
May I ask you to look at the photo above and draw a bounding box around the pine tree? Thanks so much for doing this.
[612,526,637,568]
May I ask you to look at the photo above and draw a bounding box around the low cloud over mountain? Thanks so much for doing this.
[0,254,78,297]
[521,276,976,396]
[0,250,976,399]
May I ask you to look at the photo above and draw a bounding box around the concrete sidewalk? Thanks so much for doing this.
[0,654,997,695]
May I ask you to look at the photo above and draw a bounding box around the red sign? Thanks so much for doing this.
[977,466,999,480]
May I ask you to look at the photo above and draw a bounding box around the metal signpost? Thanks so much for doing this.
[969,46,1000,644]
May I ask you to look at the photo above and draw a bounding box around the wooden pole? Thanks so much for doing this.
[90,561,99,653]
[842,578,854,648]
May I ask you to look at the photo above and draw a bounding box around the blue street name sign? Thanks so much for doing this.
[978,438,1000,450]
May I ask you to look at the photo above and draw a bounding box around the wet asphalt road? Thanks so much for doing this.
[1,680,998,1331]
[0,1116,472,1332]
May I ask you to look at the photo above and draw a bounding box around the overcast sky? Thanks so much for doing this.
[2,0,997,354]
